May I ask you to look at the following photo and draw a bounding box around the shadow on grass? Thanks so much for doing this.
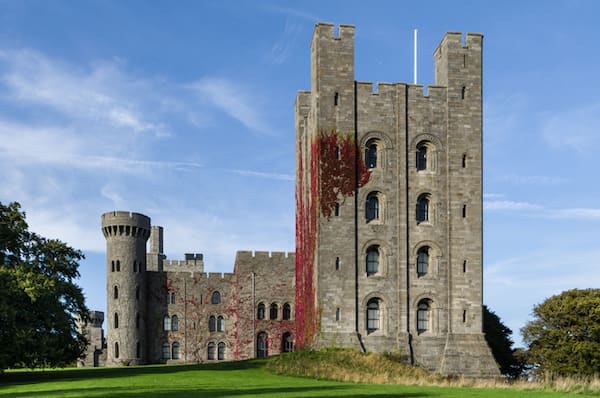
[3,384,432,398]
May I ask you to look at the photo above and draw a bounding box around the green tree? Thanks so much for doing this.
[522,288,600,376]
[483,305,522,378]
[0,202,88,370]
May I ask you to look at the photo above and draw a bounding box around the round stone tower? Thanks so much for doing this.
[102,211,151,365]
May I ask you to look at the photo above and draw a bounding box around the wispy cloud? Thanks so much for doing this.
[484,200,541,211]
[230,169,294,181]
[268,19,304,65]
[541,102,600,152]
[499,174,565,186]
[188,77,273,135]
[484,195,600,220]
[265,5,319,22]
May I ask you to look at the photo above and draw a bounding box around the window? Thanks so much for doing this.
[165,292,170,304]
[136,286,140,300]
[211,291,221,304]
[256,332,268,358]
[115,342,119,359]
[207,342,215,360]
[366,192,379,222]
[113,286,118,299]
[111,261,115,272]
[170,293,176,304]
[417,300,430,334]
[114,313,119,329]
[365,140,378,169]
[416,194,430,223]
[171,315,179,331]
[335,256,340,271]
[334,203,340,216]
[334,92,339,106]
[417,247,429,277]
[282,303,291,320]
[218,342,225,360]
[270,303,278,320]
[217,316,224,332]
[336,308,340,321]
[461,86,466,99]
[462,154,467,168]
[366,245,379,276]
[136,341,140,358]
[116,260,120,272]
[172,342,180,360]
[136,313,140,329]
[416,143,428,171]
[209,315,216,332]
[163,315,171,331]
[282,332,293,353]
[162,343,170,360]
[366,299,380,334]
[257,303,265,320]
[133,261,137,272]
[463,310,467,323]
[462,205,467,218]
[463,260,467,273]
[335,145,340,160]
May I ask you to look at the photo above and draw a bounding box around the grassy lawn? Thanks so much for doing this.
[0,360,590,398]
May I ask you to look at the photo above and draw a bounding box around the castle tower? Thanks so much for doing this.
[295,23,498,376]
[102,211,151,365]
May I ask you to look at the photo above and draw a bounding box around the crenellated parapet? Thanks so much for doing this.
[101,211,151,239]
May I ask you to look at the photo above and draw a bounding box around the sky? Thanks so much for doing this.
[1,0,599,347]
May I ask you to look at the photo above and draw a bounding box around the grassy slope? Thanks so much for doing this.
[0,359,588,398]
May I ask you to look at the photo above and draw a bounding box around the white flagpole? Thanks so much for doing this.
[413,29,418,85]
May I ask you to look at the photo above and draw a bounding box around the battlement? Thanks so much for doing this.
[101,211,151,239]
[434,32,483,57]
[195,272,235,282]
[235,250,295,262]
[354,81,447,99]
[312,22,354,41]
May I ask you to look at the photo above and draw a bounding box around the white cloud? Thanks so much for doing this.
[268,19,303,65]
[484,200,541,211]
[499,174,565,186]
[548,207,600,219]
[230,169,294,181]
[188,77,273,135]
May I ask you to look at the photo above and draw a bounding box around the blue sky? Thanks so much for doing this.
[1,0,599,347]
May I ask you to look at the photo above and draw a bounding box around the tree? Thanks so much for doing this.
[0,202,88,370]
[483,305,522,378]
[522,288,600,377]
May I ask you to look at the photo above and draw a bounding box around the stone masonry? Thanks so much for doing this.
[83,23,499,377]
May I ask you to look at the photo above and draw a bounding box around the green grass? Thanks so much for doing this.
[0,359,591,398]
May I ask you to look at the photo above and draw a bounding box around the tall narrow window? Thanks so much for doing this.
[256,332,268,358]
[282,332,293,353]
[162,343,170,360]
[170,293,176,304]
[335,145,340,160]
[366,192,379,222]
[282,303,291,320]
[463,260,467,273]
[334,203,340,216]
[335,256,340,271]
[171,315,179,331]
[462,154,467,168]
[133,261,137,272]
[462,205,467,218]
[211,291,221,304]
[163,315,171,331]
[270,303,278,320]
[172,342,180,359]
[209,315,216,332]
[257,303,265,320]
[366,299,380,334]
[136,341,140,358]
[116,260,120,272]
[136,286,140,300]
[217,316,224,332]
[417,300,430,334]
[336,308,340,321]
[365,140,378,169]
[207,342,216,360]
[114,313,119,329]
[334,92,339,106]
[463,310,467,323]
[111,261,115,272]
[461,86,466,99]
[218,342,226,360]
[416,143,428,171]
[115,342,119,359]
[366,245,380,276]
[113,286,118,299]
[416,194,430,223]
[136,313,140,329]
[417,247,429,277]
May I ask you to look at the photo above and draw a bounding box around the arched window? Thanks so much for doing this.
[171,315,179,331]
[207,342,215,360]
[417,300,431,334]
[163,315,171,331]
[365,140,378,169]
[417,247,429,277]
[256,332,268,358]
[172,342,180,360]
[111,261,115,272]
[209,315,216,332]
[217,342,225,360]
[416,194,430,223]
[170,293,176,304]
[366,192,379,222]
[366,299,380,334]
[282,303,291,320]
[136,341,140,358]
[257,303,265,320]
[116,260,120,272]
[113,286,118,299]
[282,332,293,353]
[366,245,379,276]
[114,313,119,329]
[136,313,140,329]
[162,342,170,360]
[334,203,340,216]
[115,342,119,359]
[217,316,225,332]
[269,303,278,320]
[211,291,221,304]
[416,143,428,171]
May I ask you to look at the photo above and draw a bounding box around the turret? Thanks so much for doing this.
[102,211,151,365]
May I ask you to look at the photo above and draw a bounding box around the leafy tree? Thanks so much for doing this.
[522,288,600,376]
[483,305,522,378]
[0,202,88,370]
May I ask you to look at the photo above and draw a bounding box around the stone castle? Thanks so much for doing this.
[81,23,499,377]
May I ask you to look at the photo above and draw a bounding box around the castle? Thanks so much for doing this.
[81,23,499,377]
